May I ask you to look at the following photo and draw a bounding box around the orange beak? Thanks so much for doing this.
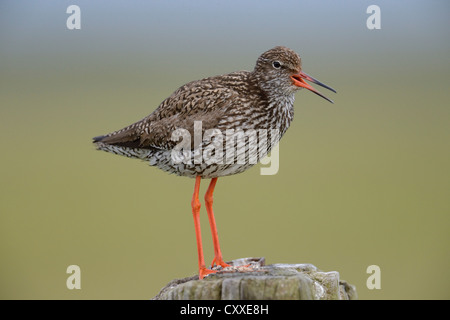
[291,71,336,103]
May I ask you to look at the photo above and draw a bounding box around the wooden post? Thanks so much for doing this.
[152,257,357,300]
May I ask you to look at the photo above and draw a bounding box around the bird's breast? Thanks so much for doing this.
[266,94,295,136]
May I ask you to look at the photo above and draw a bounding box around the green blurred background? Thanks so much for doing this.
[1,0,449,299]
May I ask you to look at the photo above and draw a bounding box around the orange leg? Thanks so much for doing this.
[191,176,216,279]
[205,178,231,269]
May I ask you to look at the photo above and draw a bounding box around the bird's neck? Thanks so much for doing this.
[246,71,295,135]
[266,94,295,137]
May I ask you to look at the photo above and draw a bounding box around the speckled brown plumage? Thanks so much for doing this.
[93,46,335,178]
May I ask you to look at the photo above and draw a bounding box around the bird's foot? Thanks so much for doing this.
[198,258,232,280]
[210,256,232,269]
[198,266,217,280]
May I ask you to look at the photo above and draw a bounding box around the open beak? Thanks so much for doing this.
[291,71,336,103]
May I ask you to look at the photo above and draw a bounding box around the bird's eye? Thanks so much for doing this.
[272,61,281,69]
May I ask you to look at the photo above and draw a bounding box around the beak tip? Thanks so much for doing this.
[295,71,337,101]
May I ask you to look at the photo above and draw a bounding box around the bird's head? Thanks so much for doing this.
[253,46,336,103]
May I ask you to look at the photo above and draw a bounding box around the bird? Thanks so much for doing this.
[93,46,336,279]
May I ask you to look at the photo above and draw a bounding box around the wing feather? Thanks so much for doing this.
[94,79,238,151]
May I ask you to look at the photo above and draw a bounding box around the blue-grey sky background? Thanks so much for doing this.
[0,0,449,300]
